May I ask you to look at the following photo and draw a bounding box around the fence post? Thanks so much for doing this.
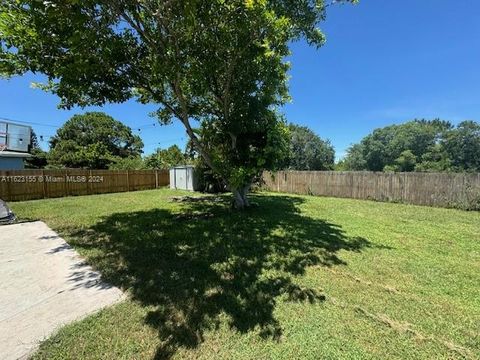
[65,169,69,197]
[155,170,159,189]
[41,169,47,199]
[87,170,92,195]
[127,170,130,192]
[5,170,11,201]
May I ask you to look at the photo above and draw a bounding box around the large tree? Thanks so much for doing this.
[287,124,334,170]
[343,119,480,172]
[25,129,48,169]
[343,119,453,172]
[342,143,366,171]
[0,0,356,208]
[442,121,480,172]
[48,112,143,169]
[144,145,188,169]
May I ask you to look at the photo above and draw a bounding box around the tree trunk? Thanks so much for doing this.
[232,184,251,209]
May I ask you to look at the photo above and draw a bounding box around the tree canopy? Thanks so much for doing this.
[108,156,146,171]
[442,121,480,172]
[25,129,48,169]
[0,0,356,207]
[144,145,188,169]
[48,112,143,169]
[343,119,480,172]
[287,124,334,170]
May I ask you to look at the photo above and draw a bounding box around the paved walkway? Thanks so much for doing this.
[0,221,124,359]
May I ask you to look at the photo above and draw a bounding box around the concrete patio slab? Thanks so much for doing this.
[0,221,124,360]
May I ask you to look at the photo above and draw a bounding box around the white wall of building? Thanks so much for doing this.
[170,166,198,191]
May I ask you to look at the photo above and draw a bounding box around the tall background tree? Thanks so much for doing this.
[0,0,356,208]
[144,145,188,169]
[442,121,480,172]
[287,124,335,170]
[342,119,480,172]
[340,143,366,171]
[25,129,48,169]
[108,156,146,170]
[48,112,143,169]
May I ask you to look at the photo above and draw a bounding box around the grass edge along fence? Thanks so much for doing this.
[0,169,169,202]
[262,171,480,210]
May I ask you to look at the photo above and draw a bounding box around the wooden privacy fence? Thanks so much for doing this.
[0,169,169,202]
[262,171,480,209]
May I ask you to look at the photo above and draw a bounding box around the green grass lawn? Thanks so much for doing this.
[10,189,480,360]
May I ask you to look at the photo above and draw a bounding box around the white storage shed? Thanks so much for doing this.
[170,165,199,191]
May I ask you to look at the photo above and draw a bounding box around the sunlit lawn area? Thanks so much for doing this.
[10,189,480,359]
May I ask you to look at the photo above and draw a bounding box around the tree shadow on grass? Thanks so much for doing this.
[68,194,382,359]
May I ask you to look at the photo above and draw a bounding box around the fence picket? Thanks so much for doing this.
[0,169,170,201]
[262,171,480,209]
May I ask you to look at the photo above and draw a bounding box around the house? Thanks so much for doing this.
[0,150,32,170]
[0,121,32,170]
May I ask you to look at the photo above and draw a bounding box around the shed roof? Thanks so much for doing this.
[0,151,32,158]
[170,165,195,169]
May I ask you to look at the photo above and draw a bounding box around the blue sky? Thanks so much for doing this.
[1,0,479,160]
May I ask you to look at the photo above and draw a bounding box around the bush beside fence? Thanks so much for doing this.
[0,169,169,201]
[262,171,480,210]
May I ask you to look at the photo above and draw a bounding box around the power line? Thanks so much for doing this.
[144,137,185,146]
[0,115,183,145]
[135,123,159,131]
[0,116,61,129]
[3,133,54,141]
[0,115,164,132]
